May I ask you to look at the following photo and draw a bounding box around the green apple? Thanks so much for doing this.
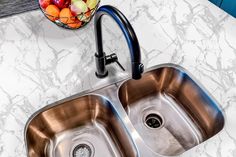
[86,0,97,10]
[73,0,88,13]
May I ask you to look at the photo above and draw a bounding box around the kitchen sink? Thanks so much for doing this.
[118,64,225,156]
[24,95,138,157]
[25,64,225,157]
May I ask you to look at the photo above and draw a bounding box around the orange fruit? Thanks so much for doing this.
[59,8,75,24]
[67,20,82,29]
[85,9,91,17]
[45,5,60,21]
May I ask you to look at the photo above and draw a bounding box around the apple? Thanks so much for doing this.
[70,0,88,15]
[52,0,70,9]
[39,0,51,9]
[86,0,97,10]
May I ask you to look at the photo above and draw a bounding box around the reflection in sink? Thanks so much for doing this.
[118,65,225,156]
[25,95,138,157]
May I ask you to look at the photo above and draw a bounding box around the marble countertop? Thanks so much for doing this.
[0,0,236,156]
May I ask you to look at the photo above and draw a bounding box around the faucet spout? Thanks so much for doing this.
[94,5,144,79]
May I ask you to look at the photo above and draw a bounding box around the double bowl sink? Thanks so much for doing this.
[24,64,225,157]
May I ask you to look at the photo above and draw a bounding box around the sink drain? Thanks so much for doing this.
[72,144,92,157]
[145,113,163,129]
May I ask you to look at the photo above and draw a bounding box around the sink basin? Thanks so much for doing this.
[25,64,225,157]
[25,95,138,157]
[118,65,225,156]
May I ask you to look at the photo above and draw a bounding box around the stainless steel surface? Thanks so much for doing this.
[118,64,225,156]
[25,94,138,157]
[25,64,225,157]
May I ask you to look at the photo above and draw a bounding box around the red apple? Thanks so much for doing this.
[39,0,51,9]
[52,0,70,9]
[63,0,71,8]
[70,8,77,16]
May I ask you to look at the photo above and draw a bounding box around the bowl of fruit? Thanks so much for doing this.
[39,0,100,29]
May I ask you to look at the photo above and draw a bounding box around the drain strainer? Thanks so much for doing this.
[73,144,92,157]
[145,113,163,129]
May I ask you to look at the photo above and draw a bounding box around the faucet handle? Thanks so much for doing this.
[105,53,125,71]
[115,60,125,71]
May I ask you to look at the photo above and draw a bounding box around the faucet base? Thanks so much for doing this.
[95,71,108,78]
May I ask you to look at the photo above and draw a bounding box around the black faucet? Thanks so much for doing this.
[94,5,144,80]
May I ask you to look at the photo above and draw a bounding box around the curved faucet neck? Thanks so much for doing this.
[94,5,143,79]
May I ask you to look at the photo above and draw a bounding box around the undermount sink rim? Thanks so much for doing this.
[117,63,225,156]
[118,63,225,116]
[24,63,225,157]
[24,93,140,157]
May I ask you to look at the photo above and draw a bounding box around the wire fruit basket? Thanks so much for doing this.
[39,0,100,29]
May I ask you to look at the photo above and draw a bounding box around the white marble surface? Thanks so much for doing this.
[0,0,236,156]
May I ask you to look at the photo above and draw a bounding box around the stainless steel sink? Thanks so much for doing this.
[25,64,225,157]
[118,64,225,156]
[24,95,138,157]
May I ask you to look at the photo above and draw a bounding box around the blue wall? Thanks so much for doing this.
[209,0,236,17]
[209,0,222,6]
[221,0,236,17]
